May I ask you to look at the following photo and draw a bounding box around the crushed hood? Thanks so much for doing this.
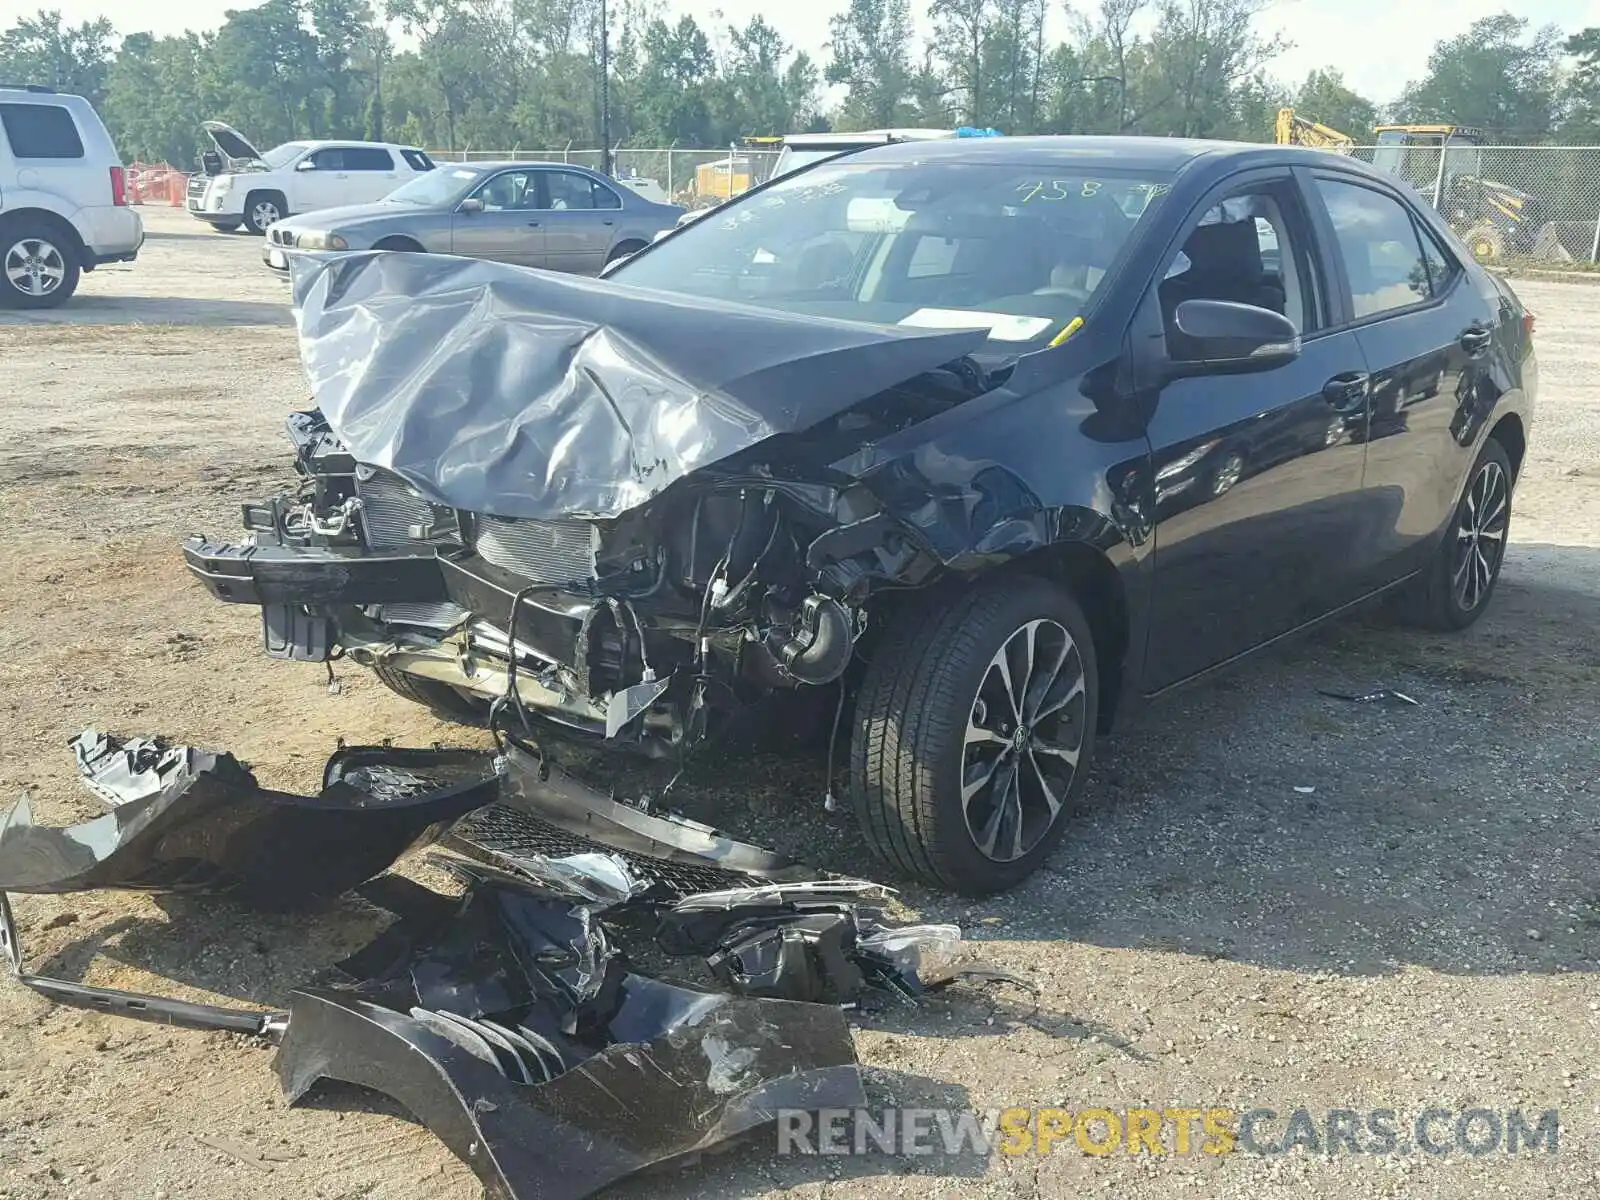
[202,120,263,163]
[288,251,986,520]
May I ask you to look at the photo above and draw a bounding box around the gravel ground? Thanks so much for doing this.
[0,206,1595,1200]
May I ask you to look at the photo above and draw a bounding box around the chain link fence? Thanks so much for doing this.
[1349,144,1600,264]
[426,147,782,208]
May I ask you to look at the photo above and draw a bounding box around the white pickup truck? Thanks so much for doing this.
[186,122,437,234]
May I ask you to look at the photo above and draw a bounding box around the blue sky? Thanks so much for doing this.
[18,0,1600,105]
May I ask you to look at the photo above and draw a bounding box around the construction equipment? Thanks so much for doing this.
[1274,108,1356,154]
[1370,123,1547,260]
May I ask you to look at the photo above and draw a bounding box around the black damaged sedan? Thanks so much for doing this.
[186,136,1537,895]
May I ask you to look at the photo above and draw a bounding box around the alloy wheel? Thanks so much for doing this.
[252,199,282,229]
[1212,453,1245,496]
[961,618,1088,863]
[4,238,66,297]
[1453,458,1509,612]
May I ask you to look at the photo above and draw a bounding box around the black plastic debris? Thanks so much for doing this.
[276,869,866,1200]
[0,729,1007,1200]
[658,882,969,1004]
[0,733,501,910]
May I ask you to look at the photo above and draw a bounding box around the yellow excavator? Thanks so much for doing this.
[1275,108,1356,154]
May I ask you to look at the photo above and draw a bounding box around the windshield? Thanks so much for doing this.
[773,146,862,178]
[261,142,310,170]
[616,160,1172,346]
[385,165,483,205]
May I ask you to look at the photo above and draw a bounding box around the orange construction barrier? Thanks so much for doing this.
[127,161,191,206]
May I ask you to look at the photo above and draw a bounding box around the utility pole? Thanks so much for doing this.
[600,0,612,176]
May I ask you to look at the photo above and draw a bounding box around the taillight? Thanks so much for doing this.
[109,165,127,206]
[1522,311,1536,339]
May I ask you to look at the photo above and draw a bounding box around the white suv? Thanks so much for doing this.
[186,122,437,235]
[0,85,143,309]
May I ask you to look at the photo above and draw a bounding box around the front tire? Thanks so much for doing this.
[606,239,647,268]
[371,663,489,724]
[1399,438,1514,631]
[1,221,81,308]
[243,191,287,236]
[851,578,1098,894]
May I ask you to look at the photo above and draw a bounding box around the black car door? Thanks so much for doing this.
[1137,168,1377,691]
[1305,172,1503,591]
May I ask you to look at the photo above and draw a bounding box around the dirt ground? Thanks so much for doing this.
[0,205,1596,1200]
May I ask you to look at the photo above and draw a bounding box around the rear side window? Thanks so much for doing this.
[1416,222,1461,295]
[401,149,434,171]
[1314,178,1432,319]
[542,170,620,211]
[0,103,84,159]
[343,147,393,170]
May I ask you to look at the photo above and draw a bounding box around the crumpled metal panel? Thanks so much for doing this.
[0,733,501,910]
[288,250,985,520]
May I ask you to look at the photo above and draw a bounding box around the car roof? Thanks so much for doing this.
[296,139,427,151]
[782,128,954,145]
[838,134,1351,173]
[455,159,598,171]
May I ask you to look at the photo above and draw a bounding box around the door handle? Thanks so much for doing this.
[1460,327,1493,355]
[1322,372,1371,412]
[526,221,540,227]
[602,219,614,225]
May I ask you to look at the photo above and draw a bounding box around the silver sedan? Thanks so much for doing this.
[262,161,684,276]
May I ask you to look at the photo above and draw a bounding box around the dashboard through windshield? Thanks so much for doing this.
[614,160,1173,346]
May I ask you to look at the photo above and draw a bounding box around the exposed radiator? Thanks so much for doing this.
[375,602,469,629]
[473,516,598,585]
[356,470,434,549]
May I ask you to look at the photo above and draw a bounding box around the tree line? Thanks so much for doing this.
[2,1,1599,168]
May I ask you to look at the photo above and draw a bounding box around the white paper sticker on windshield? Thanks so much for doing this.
[846,197,912,233]
[899,308,1055,342]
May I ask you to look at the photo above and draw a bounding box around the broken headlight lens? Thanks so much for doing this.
[297,231,349,250]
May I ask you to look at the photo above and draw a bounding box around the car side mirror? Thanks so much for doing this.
[295,159,316,172]
[458,197,484,214]
[1167,299,1300,379]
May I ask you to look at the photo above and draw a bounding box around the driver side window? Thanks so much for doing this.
[1157,188,1317,361]
[473,170,535,211]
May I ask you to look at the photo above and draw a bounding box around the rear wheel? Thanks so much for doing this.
[851,578,1098,894]
[371,663,490,724]
[1398,438,1514,631]
[1,221,80,308]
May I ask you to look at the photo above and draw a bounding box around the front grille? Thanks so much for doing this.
[271,227,294,246]
[187,176,207,200]
[446,804,749,898]
[357,470,434,549]
[473,517,598,585]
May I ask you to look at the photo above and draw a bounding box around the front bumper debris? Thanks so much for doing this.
[0,730,499,910]
[0,725,1017,1199]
